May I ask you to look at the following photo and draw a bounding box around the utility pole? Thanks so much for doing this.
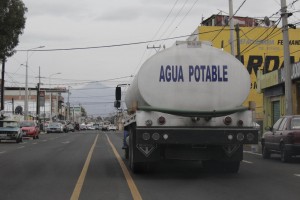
[67,86,71,121]
[1,57,5,112]
[281,0,293,115]
[235,23,241,61]
[36,66,41,123]
[229,0,235,56]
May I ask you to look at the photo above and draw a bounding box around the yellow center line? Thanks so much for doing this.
[106,134,143,200]
[70,134,99,200]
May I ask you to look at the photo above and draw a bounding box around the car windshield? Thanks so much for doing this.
[291,117,300,129]
[20,121,35,127]
[0,121,19,128]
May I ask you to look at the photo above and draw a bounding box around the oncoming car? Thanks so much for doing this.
[0,120,23,143]
[261,115,300,162]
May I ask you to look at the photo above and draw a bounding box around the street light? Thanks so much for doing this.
[24,46,45,120]
[49,72,61,121]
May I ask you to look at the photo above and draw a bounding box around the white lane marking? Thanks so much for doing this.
[32,142,38,145]
[0,151,6,154]
[61,141,70,144]
[294,174,300,177]
[42,140,47,142]
[17,146,25,149]
[242,160,253,164]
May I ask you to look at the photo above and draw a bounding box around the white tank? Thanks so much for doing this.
[125,41,250,114]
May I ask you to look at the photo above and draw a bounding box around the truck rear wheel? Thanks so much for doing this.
[223,161,240,173]
[129,125,144,173]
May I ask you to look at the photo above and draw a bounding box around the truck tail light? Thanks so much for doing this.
[224,116,232,125]
[145,120,153,126]
[237,120,243,126]
[142,132,150,140]
[236,133,244,141]
[158,116,166,125]
[152,133,160,140]
[247,133,255,141]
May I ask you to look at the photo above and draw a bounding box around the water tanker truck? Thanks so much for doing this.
[115,41,258,173]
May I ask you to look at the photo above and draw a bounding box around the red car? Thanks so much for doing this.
[261,115,300,162]
[20,121,40,139]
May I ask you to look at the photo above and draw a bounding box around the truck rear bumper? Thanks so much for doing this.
[136,126,258,145]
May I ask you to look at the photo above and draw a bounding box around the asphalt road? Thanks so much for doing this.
[0,130,299,200]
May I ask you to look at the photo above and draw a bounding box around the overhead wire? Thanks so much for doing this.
[132,0,180,77]
[240,17,282,55]
[211,0,248,42]
[165,0,200,42]
[156,0,189,43]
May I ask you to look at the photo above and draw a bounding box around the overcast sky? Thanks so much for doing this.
[4,0,299,115]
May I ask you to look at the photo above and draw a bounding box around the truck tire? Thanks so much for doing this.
[124,148,129,160]
[129,125,144,173]
[223,161,240,173]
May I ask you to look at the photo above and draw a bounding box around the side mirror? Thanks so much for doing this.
[115,87,121,101]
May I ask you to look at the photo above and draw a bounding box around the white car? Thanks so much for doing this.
[108,125,117,131]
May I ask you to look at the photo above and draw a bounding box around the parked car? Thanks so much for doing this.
[80,124,87,130]
[67,123,75,132]
[93,124,100,130]
[0,120,23,143]
[46,122,64,133]
[87,124,95,130]
[20,120,40,139]
[261,115,300,162]
[102,121,111,131]
[108,124,117,131]
[58,121,69,133]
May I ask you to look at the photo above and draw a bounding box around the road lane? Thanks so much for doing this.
[79,132,133,200]
[0,131,300,200]
[106,134,142,200]
[0,132,96,200]
[71,134,99,200]
[107,131,300,200]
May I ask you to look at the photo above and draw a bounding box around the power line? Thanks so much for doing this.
[240,18,282,55]
[157,0,189,42]
[165,0,200,40]
[211,0,247,42]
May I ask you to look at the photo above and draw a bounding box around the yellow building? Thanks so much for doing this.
[188,16,300,125]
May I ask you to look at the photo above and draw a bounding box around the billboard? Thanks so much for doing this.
[197,26,300,119]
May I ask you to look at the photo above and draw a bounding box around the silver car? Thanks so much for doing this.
[0,120,23,143]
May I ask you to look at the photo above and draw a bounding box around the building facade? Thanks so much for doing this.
[3,87,66,121]
[257,62,300,128]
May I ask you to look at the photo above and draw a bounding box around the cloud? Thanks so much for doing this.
[96,6,142,21]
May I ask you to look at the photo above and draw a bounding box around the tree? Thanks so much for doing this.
[81,107,87,117]
[0,0,27,59]
[0,0,27,110]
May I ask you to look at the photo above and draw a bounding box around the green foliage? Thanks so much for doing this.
[0,0,27,59]
[81,107,87,117]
